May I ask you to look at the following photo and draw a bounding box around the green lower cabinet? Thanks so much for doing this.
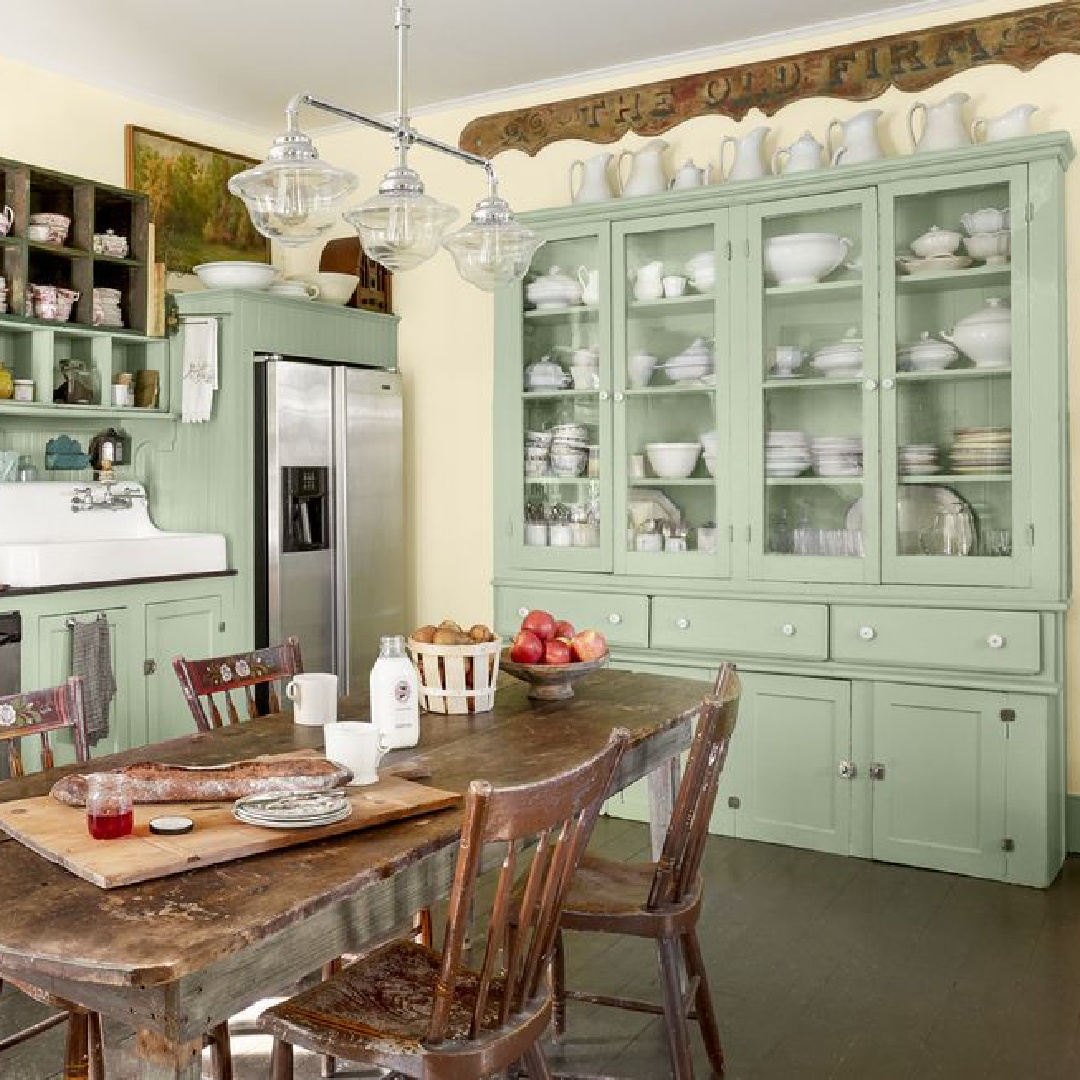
[145,596,224,744]
[36,606,136,763]
[719,672,852,856]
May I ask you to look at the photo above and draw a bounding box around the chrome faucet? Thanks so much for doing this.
[70,483,146,512]
[70,486,95,513]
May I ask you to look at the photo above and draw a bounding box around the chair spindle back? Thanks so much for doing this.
[0,677,90,777]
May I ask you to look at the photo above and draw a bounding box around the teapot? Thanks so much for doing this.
[569,152,617,204]
[577,266,601,306]
[920,504,976,556]
[524,266,582,309]
[631,260,665,301]
[719,126,770,181]
[909,92,972,153]
[670,159,709,190]
[772,132,824,174]
[617,139,669,198]
[971,104,1039,143]
[827,109,884,165]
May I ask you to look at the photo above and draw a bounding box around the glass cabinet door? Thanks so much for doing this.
[880,166,1028,587]
[747,191,880,583]
[613,210,731,578]
[505,223,613,572]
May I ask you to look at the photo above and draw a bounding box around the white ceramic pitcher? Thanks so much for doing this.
[909,92,972,153]
[772,132,825,174]
[971,104,1039,143]
[632,261,664,301]
[617,140,669,198]
[577,266,601,306]
[719,127,770,181]
[827,109,884,165]
[569,151,617,204]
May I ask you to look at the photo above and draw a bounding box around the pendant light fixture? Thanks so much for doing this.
[229,2,542,291]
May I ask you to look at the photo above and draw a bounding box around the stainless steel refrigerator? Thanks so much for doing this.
[254,355,404,693]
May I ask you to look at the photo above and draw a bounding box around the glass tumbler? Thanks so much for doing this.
[85,773,134,840]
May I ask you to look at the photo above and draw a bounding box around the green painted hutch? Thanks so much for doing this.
[493,133,1073,887]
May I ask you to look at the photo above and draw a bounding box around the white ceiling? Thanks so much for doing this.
[6,0,963,134]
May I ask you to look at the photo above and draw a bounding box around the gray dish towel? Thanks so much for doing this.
[71,615,116,747]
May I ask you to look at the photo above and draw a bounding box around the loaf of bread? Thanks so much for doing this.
[49,758,353,807]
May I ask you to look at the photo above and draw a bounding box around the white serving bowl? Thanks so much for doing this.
[764,233,851,286]
[645,442,701,479]
[305,272,359,304]
[193,261,275,289]
[961,230,1010,264]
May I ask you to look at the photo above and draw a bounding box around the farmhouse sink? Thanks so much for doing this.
[0,482,227,588]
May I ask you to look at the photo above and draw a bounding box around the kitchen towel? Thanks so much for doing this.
[71,615,116,747]
[180,317,219,423]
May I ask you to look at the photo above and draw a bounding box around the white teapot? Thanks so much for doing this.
[569,152,617,203]
[617,139,670,198]
[772,132,825,174]
[632,260,665,301]
[524,266,582,309]
[670,159,709,190]
[909,93,972,153]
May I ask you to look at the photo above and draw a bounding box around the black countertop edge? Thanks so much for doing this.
[0,568,238,598]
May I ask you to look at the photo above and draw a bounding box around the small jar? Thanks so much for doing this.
[13,379,34,402]
[16,455,38,482]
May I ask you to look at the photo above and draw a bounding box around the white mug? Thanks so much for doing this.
[323,722,391,785]
[662,275,687,298]
[285,672,339,725]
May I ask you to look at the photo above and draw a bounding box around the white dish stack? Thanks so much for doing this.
[92,287,124,328]
[949,426,1011,474]
[549,422,589,477]
[899,443,941,475]
[811,435,863,477]
[766,431,811,477]
[959,207,1011,266]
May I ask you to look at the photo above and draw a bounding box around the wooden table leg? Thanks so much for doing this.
[135,1029,203,1080]
[647,755,680,859]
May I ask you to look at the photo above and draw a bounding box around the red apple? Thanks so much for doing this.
[570,630,608,663]
[554,619,576,639]
[544,638,572,665]
[521,609,556,641]
[510,629,544,664]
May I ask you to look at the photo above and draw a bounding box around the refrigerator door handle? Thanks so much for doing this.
[332,367,351,690]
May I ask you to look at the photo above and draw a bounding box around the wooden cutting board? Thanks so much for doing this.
[0,776,459,889]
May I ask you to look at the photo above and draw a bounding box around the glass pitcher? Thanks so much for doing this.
[920,505,976,556]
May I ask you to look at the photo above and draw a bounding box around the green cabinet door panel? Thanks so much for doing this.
[145,596,223,745]
[729,672,852,855]
[35,606,136,764]
[870,682,1006,880]
[494,586,649,648]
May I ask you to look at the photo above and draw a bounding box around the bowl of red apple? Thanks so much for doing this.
[502,609,609,700]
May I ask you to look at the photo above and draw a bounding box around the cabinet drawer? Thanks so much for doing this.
[831,606,1041,674]
[494,588,649,648]
[651,597,828,660]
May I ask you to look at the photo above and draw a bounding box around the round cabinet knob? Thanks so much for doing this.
[859,626,876,641]
[863,378,878,392]
[675,617,691,630]
[781,623,796,637]
[518,607,529,618]
[607,613,622,625]
[613,392,625,403]
[881,377,895,391]
[599,390,610,401]
[987,633,1006,649]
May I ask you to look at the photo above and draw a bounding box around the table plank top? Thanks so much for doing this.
[0,669,706,990]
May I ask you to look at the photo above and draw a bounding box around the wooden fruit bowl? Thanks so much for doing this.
[499,650,610,701]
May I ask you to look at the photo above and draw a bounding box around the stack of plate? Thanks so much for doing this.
[950,426,1012,474]
[233,789,351,829]
[766,431,811,477]
[899,443,941,475]
[811,435,863,477]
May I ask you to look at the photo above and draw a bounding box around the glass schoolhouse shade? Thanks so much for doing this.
[228,131,359,247]
[442,195,544,292]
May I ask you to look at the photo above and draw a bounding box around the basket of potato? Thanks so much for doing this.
[407,620,502,715]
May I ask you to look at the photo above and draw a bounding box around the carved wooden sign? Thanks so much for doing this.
[459,1,1080,158]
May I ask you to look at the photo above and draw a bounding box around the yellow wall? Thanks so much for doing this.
[5,1,1080,784]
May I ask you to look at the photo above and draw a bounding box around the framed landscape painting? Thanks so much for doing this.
[125,125,269,273]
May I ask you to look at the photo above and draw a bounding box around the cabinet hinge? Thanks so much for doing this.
[1026,523,1035,547]
[218,622,226,634]
[744,238,751,259]
[144,659,156,676]
[1000,708,1016,724]
[727,524,734,542]
[727,795,741,809]
[507,519,515,539]
[1025,200,1034,224]
[1002,837,1015,852]
[725,240,732,261]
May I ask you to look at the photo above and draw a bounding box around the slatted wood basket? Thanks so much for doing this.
[406,637,503,714]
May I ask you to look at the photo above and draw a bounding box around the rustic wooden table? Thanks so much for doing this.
[0,669,707,1080]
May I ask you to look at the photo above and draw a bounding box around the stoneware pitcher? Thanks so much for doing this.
[569,151,617,204]
[617,140,669,198]
[577,266,601,306]
[719,127,770,181]
[772,132,825,174]
[632,260,665,301]
[971,104,1039,143]
[827,109,884,165]
[909,92,972,153]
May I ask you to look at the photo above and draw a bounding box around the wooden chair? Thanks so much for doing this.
[0,676,106,1080]
[551,663,741,1080]
[172,637,304,731]
[259,726,631,1080]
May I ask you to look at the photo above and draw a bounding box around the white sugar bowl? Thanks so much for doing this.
[910,226,961,258]
[525,266,583,309]
[941,298,1011,368]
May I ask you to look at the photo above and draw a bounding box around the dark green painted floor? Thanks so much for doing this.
[5,818,1080,1079]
